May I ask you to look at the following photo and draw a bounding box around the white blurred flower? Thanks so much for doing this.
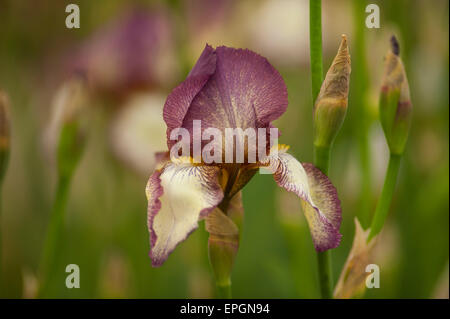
[247,0,309,66]
[110,93,167,175]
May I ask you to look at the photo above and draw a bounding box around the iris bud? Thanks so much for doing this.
[52,76,89,178]
[379,36,412,155]
[313,35,351,149]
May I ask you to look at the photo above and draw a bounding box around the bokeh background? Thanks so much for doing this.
[0,0,448,298]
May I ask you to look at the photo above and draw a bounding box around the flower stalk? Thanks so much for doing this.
[352,0,373,228]
[310,0,350,297]
[309,0,323,102]
[367,153,401,241]
[39,122,85,297]
[38,78,87,297]
[310,0,331,299]
[367,36,412,242]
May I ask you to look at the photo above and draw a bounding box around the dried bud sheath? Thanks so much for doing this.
[334,219,377,299]
[379,36,412,155]
[0,91,11,183]
[313,35,351,149]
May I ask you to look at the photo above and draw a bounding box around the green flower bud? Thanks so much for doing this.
[57,121,86,179]
[0,90,11,184]
[52,76,89,179]
[379,36,412,155]
[206,192,242,295]
[313,35,351,149]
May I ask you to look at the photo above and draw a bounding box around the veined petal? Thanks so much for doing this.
[182,46,288,133]
[163,44,217,149]
[261,149,342,251]
[146,160,223,267]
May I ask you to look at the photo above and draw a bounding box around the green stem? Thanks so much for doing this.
[313,145,330,175]
[38,174,72,297]
[310,0,323,102]
[310,0,333,299]
[352,0,372,228]
[0,184,3,293]
[367,153,402,242]
[316,250,332,298]
[216,282,232,299]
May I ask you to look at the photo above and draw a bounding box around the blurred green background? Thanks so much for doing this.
[0,0,448,298]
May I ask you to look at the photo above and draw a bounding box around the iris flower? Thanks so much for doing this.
[146,45,342,267]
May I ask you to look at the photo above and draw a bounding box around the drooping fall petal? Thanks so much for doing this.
[261,147,342,251]
[146,159,224,267]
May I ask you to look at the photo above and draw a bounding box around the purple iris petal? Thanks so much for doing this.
[163,45,288,150]
[163,45,217,149]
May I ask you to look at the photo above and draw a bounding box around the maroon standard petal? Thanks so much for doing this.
[182,46,288,133]
[163,45,288,153]
[163,45,217,149]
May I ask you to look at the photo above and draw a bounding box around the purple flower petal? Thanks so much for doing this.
[163,44,217,149]
[261,149,342,251]
[163,45,287,154]
[146,159,223,267]
[182,46,288,133]
[302,163,342,230]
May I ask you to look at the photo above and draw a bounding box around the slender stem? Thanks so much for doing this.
[316,249,332,298]
[352,0,372,228]
[38,174,72,297]
[216,282,232,299]
[367,153,402,242]
[310,0,324,103]
[0,184,3,293]
[313,145,330,175]
[310,0,333,299]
